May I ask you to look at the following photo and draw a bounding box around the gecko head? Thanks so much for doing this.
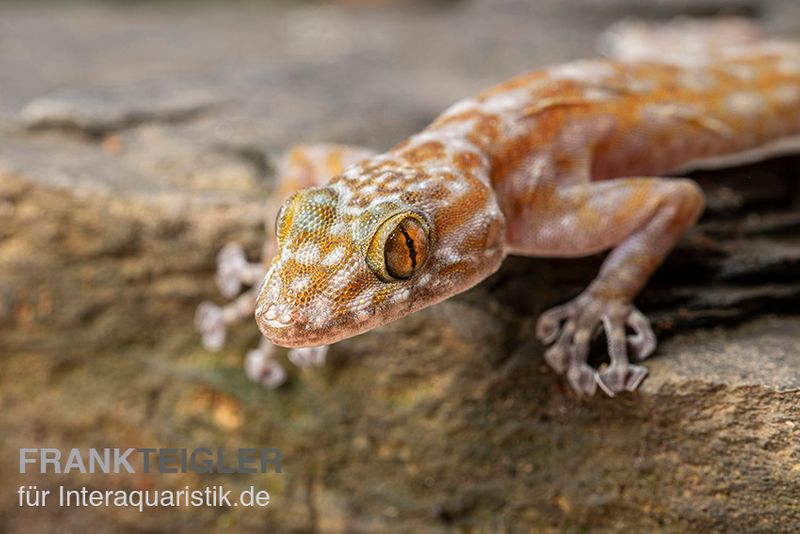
[255,163,506,348]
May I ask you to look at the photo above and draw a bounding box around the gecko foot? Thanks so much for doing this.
[195,302,227,351]
[288,346,328,368]
[536,293,656,396]
[245,338,287,389]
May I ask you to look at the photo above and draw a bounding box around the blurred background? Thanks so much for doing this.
[1,0,799,531]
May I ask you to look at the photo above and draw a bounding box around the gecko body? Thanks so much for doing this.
[199,20,800,395]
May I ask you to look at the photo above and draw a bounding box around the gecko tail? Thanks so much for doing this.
[598,16,765,66]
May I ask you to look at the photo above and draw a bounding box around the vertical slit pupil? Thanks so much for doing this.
[399,224,417,269]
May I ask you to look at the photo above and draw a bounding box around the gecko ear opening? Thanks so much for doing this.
[366,213,430,282]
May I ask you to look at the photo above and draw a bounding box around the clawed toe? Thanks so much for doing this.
[544,342,569,374]
[288,346,328,368]
[596,364,648,396]
[625,309,657,361]
[567,363,597,396]
[245,346,287,389]
[195,302,226,351]
[536,305,570,345]
[216,243,248,298]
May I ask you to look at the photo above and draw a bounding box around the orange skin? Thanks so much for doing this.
[199,21,800,395]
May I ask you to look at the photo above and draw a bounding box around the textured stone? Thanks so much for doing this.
[1,1,799,532]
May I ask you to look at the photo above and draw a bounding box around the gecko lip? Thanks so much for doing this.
[260,304,299,329]
[264,318,291,329]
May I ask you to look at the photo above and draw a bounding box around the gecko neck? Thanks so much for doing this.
[386,114,496,184]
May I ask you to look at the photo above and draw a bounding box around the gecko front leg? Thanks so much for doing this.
[510,177,705,395]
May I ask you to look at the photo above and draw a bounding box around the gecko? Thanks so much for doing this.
[197,18,800,396]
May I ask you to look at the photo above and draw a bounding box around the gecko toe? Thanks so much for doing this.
[626,309,657,361]
[567,363,597,396]
[288,346,328,368]
[215,242,248,298]
[544,342,569,374]
[536,304,571,344]
[245,345,287,389]
[597,363,648,396]
[543,318,580,375]
[195,301,226,351]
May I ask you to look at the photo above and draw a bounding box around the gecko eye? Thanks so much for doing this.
[366,213,430,282]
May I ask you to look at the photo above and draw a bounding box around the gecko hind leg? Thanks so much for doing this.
[521,177,704,396]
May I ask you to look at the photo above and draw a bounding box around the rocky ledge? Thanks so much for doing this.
[1,1,798,531]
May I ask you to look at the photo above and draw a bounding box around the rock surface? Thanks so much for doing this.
[1,1,799,531]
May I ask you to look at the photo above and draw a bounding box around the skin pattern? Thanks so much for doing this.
[197,19,800,395]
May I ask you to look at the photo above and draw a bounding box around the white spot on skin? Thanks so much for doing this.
[417,272,432,286]
[343,205,364,217]
[444,180,470,197]
[435,247,463,264]
[383,179,403,190]
[329,181,354,204]
[373,172,396,185]
[290,275,312,293]
[624,76,656,94]
[480,89,530,116]
[548,61,616,84]
[294,242,321,265]
[406,129,487,166]
[342,166,364,180]
[322,246,346,267]
[408,178,440,193]
[676,71,716,92]
[308,298,332,326]
[726,92,766,116]
[359,184,378,197]
[325,270,354,295]
[440,98,479,118]
[582,87,618,102]
[329,221,347,236]
[262,265,281,304]
[391,288,411,303]
[348,286,380,316]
